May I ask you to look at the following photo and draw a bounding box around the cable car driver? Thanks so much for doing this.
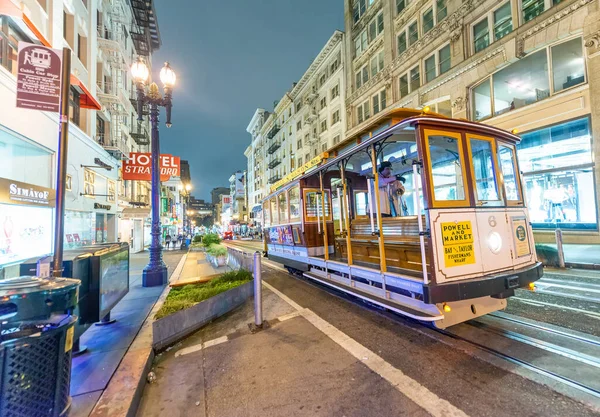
[378,161,408,217]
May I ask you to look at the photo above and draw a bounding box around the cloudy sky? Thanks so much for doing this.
[151,1,345,200]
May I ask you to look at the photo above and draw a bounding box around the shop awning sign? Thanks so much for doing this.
[0,177,55,207]
[122,153,181,182]
[16,42,63,112]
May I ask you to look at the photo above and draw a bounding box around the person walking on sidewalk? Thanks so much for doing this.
[165,234,172,250]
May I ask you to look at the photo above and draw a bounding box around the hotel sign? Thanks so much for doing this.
[0,177,56,207]
[122,153,181,182]
[270,153,328,192]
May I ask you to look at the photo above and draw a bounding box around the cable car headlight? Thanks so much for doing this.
[487,232,503,254]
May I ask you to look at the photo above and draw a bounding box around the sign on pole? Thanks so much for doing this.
[122,153,181,182]
[235,172,245,198]
[16,42,63,112]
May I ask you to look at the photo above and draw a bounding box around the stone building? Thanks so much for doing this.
[343,0,600,243]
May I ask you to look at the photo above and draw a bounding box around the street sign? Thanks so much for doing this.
[16,42,63,112]
[122,153,181,182]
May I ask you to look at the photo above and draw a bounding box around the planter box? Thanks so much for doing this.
[152,280,253,351]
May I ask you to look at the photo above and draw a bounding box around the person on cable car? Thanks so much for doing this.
[377,161,408,217]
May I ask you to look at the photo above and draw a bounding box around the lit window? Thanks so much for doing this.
[473,19,489,53]
[551,38,585,93]
[493,3,512,41]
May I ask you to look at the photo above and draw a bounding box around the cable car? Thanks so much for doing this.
[262,108,542,328]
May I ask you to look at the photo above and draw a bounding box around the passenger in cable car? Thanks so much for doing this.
[377,161,408,217]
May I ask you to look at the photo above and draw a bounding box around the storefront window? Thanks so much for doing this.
[289,186,301,222]
[0,127,52,187]
[551,38,585,93]
[64,210,94,248]
[518,117,596,229]
[473,79,492,121]
[470,138,499,201]
[0,204,53,266]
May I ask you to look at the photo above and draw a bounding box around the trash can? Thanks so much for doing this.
[0,276,80,417]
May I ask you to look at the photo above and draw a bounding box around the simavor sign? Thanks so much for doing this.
[0,177,56,207]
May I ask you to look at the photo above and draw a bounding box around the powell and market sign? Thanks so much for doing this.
[0,177,56,208]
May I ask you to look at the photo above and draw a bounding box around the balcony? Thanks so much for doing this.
[268,174,282,184]
[306,107,318,123]
[131,127,150,146]
[306,86,318,103]
[267,124,280,139]
[267,141,281,155]
[96,134,129,160]
[268,158,281,169]
[129,96,150,117]
[97,81,131,111]
[97,26,129,65]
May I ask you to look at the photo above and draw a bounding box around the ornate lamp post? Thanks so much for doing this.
[131,59,176,287]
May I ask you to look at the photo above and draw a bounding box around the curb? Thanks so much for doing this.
[564,262,600,270]
[89,252,188,417]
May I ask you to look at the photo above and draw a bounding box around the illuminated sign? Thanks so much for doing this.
[441,221,476,267]
[0,177,55,207]
[122,153,181,182]
[270,153,328,192]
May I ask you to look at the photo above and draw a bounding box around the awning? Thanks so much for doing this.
[251,205,262,213]
[121,207,150,219]
[70,75,102,110]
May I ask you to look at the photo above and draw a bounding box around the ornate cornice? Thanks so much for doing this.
[352,0,383,35]
[516,0,595,57]
[290,31,344,100]
[585,31,600,49]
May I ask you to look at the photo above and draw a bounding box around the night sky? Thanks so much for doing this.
[151,1,345,200]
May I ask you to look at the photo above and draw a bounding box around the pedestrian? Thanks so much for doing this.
[178,234,183,246]
[165,234,171,250]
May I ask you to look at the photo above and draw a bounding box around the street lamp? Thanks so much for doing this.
[131,59,176,287]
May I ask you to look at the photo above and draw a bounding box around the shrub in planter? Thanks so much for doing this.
[535,244,560,267]
[207,244,228,266]
[193,234,202,243]
[202,233,221,247]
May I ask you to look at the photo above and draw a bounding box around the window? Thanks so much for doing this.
[498,145,521,201]
[425,131,467,204]
[270,198,279,224]
[423,8,434,33]
[468,138,500,202]
[370,50,384,77]
[356,64,369,89]
[368,12,384,42]
[397,0,407,14]
[408,22,418,46]
[357,100,371,124]
[410,65,420,91]
[425,55,436,83]
[69,87,81,126]
[332,110,340,124]
[353,0,368,23]
[397,32,407,55]
[296,100,302,112]
[84,169,95,197]
[320,96,327,110]
[321,119,328,132]
[473,19,489,53]
[278,193,288,223]
[551,38,585,93]
[354,30,368,57]
[289,186,301,221]
[522,0,545,23]
[320,72,327,87]
[518,117,596,228]
[439,44,451,74]
[297,121,302,131]
[298,157,303,166]
[399,75,408,97]
[333,135,341,145]
[322,143,328,152]
[331,84,339,99]
[0,18,33,76]
[108,180,116,202]
[472,39,582,120]
[297,139,302,150]
[372,89,386,114]
[436,0,448,22]
[472,2,513,54]
[66,175,72,191]
[331,59,339,73]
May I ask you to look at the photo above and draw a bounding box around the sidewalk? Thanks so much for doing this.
[135,283,428,417]
[69,250,186,417]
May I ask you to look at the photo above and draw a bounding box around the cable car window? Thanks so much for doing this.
[354,191,368,217]
[278,192,288,223]
[469,137,500,202]
[263,200,271,227]
[498,144,521,202]
[304,189,331,222]
[425,130,469,206]
[270,197,278,225]
[289,186,301,222]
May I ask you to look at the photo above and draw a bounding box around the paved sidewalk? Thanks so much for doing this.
[69,250,186,417]
[172,250,227,286]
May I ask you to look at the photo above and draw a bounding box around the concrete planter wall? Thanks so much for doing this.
[152,280,254,351]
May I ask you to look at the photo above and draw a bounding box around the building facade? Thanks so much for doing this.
[343,0,600,243]
[0,0,161,276]
[245,30,347,213]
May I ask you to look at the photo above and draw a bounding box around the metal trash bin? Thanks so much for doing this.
[0,276,79,417]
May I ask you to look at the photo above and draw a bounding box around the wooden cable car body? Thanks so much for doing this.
[262,109,542,328]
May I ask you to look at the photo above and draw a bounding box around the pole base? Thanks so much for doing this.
[143,265,168,287]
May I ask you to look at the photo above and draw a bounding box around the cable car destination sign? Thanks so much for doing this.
[441,221,476,267]
[270,152,329,192]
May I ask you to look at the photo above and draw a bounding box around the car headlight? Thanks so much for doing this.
[487,231,502,254]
